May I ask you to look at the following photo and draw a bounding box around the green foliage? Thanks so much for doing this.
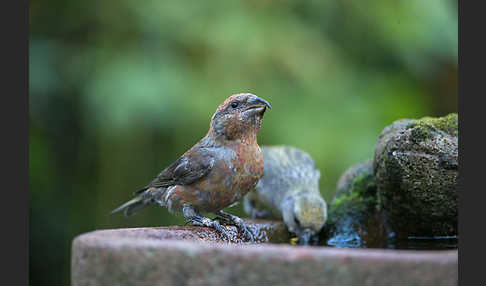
[29,1,457,285]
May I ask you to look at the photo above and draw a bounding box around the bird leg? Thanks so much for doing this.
[183,205,234,241]
[215,210,256,242]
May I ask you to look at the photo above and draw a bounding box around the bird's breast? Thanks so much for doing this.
[204,143,264,197]
[228,143,264,191]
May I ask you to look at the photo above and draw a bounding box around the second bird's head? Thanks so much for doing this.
[282,192,328,245]
[210,93,271,140]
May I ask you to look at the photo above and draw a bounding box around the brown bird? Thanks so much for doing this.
[111,93,271,241]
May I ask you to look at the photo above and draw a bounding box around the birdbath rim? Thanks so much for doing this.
[72,222,458,286]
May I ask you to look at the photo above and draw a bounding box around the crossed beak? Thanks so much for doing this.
[249,96,272,110]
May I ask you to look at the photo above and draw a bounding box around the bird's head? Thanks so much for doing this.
[210,93,271,141]
[282,191,328,245]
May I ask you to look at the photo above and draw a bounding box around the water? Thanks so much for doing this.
[321,234,458,250]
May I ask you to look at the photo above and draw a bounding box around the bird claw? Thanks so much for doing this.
[212,221,235,242]
[215,216,233,226]
[185,216,203,226]
[186,216,235,242]
[236,222,256,242]
[216,211,257,243]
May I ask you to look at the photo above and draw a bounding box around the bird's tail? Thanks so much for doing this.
[110,188,166,216]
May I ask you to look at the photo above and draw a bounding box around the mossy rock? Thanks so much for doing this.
[406,113,458,140]
[322,160,389,247]
[373,113,458,238]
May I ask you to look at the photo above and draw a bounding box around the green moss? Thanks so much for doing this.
[406,113,458,140]
[321,160,397,247]
[327,171,377,227]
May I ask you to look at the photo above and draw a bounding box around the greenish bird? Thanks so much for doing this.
[244,146,327,245]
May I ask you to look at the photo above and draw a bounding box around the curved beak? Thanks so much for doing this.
[249,96,272,110]
[298,229,313,245]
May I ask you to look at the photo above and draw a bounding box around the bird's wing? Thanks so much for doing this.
[135,148,214,193]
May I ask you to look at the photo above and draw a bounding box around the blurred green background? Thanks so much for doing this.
[29,0,457,285]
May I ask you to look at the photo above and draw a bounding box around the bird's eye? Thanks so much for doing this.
[230,102,239,108]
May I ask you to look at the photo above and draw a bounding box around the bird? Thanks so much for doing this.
[111,93,271,242]
[243,146,327,245]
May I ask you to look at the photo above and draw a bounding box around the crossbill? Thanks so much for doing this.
[111,93,271,242]
[244,146,327,245]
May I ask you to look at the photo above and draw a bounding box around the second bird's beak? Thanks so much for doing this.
[249,96,272,110]
[298,229,313,245]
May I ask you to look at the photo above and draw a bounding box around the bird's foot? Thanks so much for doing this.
[235,220,256,243]
[186,216,234,242]
[216,211,257,243]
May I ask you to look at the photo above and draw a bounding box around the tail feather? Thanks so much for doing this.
[110,197,144,216]
[110,188,166,217]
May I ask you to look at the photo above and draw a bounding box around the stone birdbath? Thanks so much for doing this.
[72,219,457,286]
[73,114,459,285]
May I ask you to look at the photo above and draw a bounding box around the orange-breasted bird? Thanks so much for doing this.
[111,93,271,242]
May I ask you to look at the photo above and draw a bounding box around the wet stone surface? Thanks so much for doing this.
[321,160,390,248]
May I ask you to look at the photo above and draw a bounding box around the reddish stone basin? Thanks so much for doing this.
[71,220,457,286]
